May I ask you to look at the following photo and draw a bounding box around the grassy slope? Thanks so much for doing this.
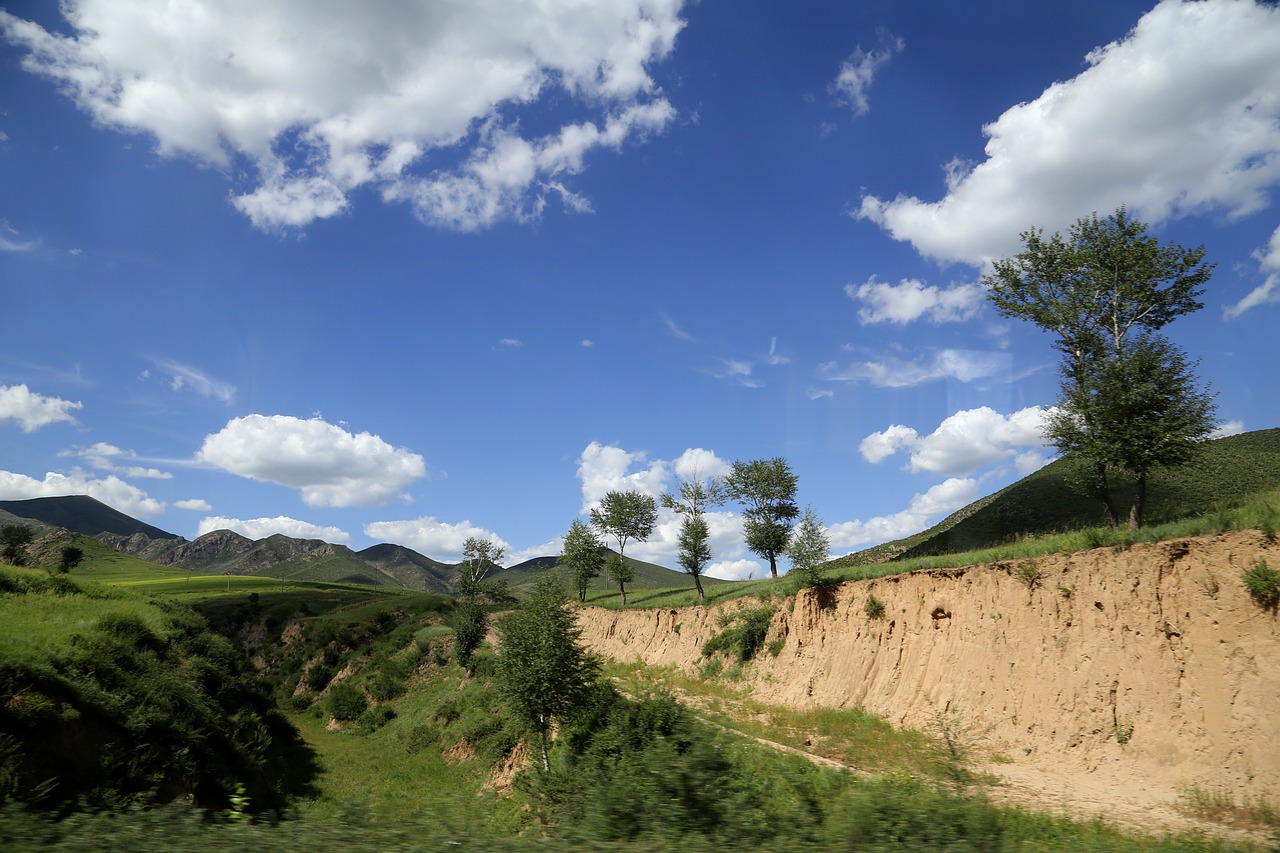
[499,551,727,593]
[832,427,1280,567]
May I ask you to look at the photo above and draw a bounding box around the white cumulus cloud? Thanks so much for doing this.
[174,498,212,511]
[858,0,1280,267]
[197,414,426,507]
[0,384,82,432]
[364,517,509,564]
[860,405,1054,476]
[0,0,685,231]
[0,469,165,517]
[197,515,351,544]
[827,478,979,553]
[847,277,984,325]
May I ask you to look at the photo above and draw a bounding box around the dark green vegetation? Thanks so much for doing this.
[0,567,317,815]
[1242,560,1280,611]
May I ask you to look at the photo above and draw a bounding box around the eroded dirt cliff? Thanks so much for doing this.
[575,529,1280,823]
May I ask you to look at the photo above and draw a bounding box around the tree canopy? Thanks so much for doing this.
[724,458,799,578]
[984,207,1217,527]
[589,490,656,603]
[560,519,607,603]
[785,506,830,589]
[661,473,724,600]
[496,573,600,772]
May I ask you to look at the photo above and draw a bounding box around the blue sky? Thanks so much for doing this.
[2,0,1277,579]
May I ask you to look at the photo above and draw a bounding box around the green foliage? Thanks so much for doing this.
[674,514,712,598]
[495,574,600,771]
[451,597,487,672]
[456,537,504,598]
[0,569,318,814]
[725,458,800,578]
[58,546,85,574]
[590,490,656,600]
[1011,559,1044,590]
[1,525,34,566]
[985,207,1215,529]
[701,606,776,663]
[786,505,830,589]
[1241,560,1280,611]
[559,519,606,602]
[864,595,886,620]
[1115,718,1135,745]
[328,680,368,721]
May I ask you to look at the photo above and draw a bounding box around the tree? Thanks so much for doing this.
[496,573,600,773]
[1,525,33,566]
[785,506,830,589]
[560,519,606,603]
[453,536,503,672]
[58,546,85,574]
[1045,332,1215,528]
[984,207,1216,527]
[457,536,504,598]
[661,472,725,600]
[589,490,656,602]
[724,458,799,578]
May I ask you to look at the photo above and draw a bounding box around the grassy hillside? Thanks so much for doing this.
[0,566,317,814]
[500,551,728,593]
[834,427,1280,566]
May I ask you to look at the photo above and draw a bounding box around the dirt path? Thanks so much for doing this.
[652,684,1270,846]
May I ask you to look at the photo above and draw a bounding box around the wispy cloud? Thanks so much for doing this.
[499,338,523,347]
[151,359,236,403]
[830,31,903,117]
[59,442,172,479]
[662,313,696,342]
[820,348,1010,389]
[0,220,36,253]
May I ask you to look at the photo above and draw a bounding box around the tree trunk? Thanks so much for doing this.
[619,582,627,605]
[539,724,550,774]
[1128,472,1147,531]
[693,573,705,600]
[1095,460,1121,527]
[768,555,778,578]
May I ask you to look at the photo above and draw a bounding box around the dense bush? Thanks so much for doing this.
[1242,560,1280,611]
[701,606,776,663]
[0,572,318,815]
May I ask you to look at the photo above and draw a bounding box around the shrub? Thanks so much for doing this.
[701,607,775,663]
[327,681,368,722]
[1242,560,1280,611]
[864,595,886,620]
[1011,560,1043,590]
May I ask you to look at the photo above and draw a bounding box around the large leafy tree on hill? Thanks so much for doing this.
[984,207,1216,528]
[1,525,33,566]
[724,458,799,578]
[496,573,600,773]
[785,505,830,589]
[453,536,503,672]
[589,490,656,604]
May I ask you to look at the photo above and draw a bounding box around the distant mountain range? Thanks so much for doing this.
[0,495,710,593]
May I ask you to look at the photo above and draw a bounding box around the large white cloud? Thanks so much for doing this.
[196,414,426,507]
[858,0,1280,267]
[0,469,165,517]
[860,405,1053,476]
[197,515,351,544]
[1,0,685,231]
[0,384,82,432]
[364,517,510,564]
[827,478,979,553]
[847,277,984,325]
